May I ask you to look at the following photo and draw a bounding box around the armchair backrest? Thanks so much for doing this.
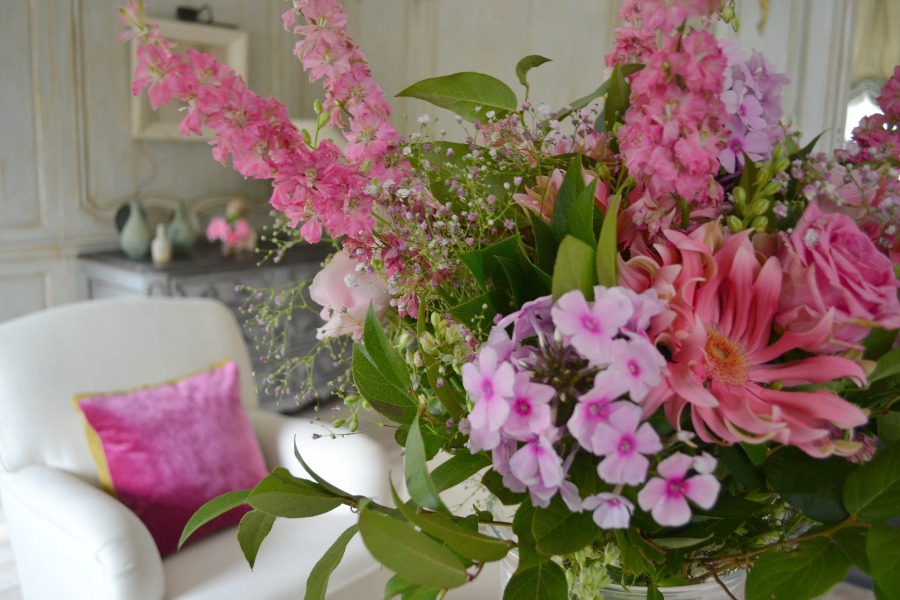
[0,297,257,481]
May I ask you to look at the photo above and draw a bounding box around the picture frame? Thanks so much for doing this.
[130,18,248,142]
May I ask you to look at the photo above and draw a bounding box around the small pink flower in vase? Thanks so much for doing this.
[206,199,257,258]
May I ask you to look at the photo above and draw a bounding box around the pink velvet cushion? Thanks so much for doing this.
[75,360,268,557]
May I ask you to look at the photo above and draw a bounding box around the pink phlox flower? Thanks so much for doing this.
[551,289,632,365]
[497,295,555,345]
[583,493,635,529]
[591,402,663,486]
[507,433,568,508]
[718,123,772,174]
[567,370,628,453]
[607,335,668,403]
[484,326,516,363]
[462,347,515,451]
[637,452,720,527]
[502,373,555,441]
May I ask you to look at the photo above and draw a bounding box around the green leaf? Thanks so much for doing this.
[789,132,824,160]
[512,500,548,572]
[741,442,769,466]
[615,530,649,577]
[305,525,359,600]
[179,488,251,549]
[718,446,765,490]
[746,538,850,600]
[595,193,621,288]
[397,72,517,123]
[549,157,586,245]
[863,327,898,359]
[293,441,352,498]
[352,344,417,425]
[416,308,465,421]
[604,63,642,132]
[877,411,900,445]
[459,235,521,293]
[483,469,527,506]
[384,575,439,600]
[363,305,410,388]
[515,55,552,87]
[448,289,509,337]
[390,482,510,562]
[248,468,342,518]
[650,535,713,550]
[567,180,599,248]
[516,252,553,301]
[763,447,856,524]
[529,211,557,274]
[405,415,447,512]
[502,560,568,600]
[430,452,492,493]
[238,510,276,569]
[552,80,610,126]
[358,501,469,590]
[532,495,597,555]
[844,442,900,521]
[496,256,527,306]
[867,526,900,600]
[833,526,870,574]
[867,347,900,385]
[646,581,665,600]
[552,235,597,300]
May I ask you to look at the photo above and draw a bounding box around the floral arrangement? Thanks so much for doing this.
[205,198,257,256]
[120,0,900,598]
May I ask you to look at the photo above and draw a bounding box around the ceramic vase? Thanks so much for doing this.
[119,199,152,260]
[151,223,172,265]
[167,200,198,257]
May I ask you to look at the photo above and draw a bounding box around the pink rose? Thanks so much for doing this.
[777,203,900,352]
[309,250,391,340]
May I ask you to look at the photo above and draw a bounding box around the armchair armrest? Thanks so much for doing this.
[246,408,392,503]
[0,465,164,600]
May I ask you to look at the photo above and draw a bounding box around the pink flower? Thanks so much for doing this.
[591,402,663,486]
[502,373,555,441]
[205,217,230,242]
[508,435,566,507]
[308,250,391,340]
[777,202,900,352]
[606,335,667,403]
[551,289,632,365]
[637,453,720,527]
[463,347,515,451]
[568,371,628,453]
[583,493,634,529]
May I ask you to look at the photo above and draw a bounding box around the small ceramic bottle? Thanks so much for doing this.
[167,200,198,257]
[119,199,152,260]
[151,223,172,265]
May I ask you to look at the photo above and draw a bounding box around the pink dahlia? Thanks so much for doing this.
[639,227,869,457]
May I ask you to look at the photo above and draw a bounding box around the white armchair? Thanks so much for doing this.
[0,297,389,600]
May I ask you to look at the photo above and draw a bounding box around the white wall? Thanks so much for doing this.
[0,0,859,322]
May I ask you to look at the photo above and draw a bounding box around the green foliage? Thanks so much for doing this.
[515,55,552,88]
[549,157,587,245]
[532,495,598,555]
[352,342,418,425]
[603,63,642,133]
[763,447,856,524]
[596,194,621,287]
[552,236,597,300]
[502,560,568,600]
[247,468,343,518]
[405,415,448,512]
[844,442,900,521]
[430,452,492,492]
[397,72,518,122]
[304,525,359,600]
[867,526,900,600]
[238,510,276,569]
[179,489,252,549]
[746,538,850,600]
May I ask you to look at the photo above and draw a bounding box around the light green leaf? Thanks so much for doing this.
[646,581,665,600]
[650,536,713,550]
[248,467,342,518]
[397,72,517,123]
[844,442,900,521]
[595,193,621,287]
[867,348,900,385]
[515,55,552,87]
[358,502,469,590]
[384,575,440,600]
[352,344,417,425]
[238,510,276,569]
[552,80,610,126]
[363,305,410,388]
[430,452,492,493]
[502,560,568,600]
[293,441,351,498]
[391,482,510,562]
[305,525,359,600]
[746,538,850,600]
[179,489,251,549]
[552,235,597,300]
[405,415,447,512]
[868,526,900,600]
[532,495,597,555]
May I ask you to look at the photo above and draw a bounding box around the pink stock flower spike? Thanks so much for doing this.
[583,493,635,529]
[637,453,721,527]
[591,402,663,486]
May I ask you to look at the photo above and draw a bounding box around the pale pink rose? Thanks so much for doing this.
[777,203,900,352]
[309,250,391,340]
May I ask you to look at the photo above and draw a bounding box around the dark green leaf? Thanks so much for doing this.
[459,236,521,293]
[431,452,492,492]
[529,211,556,274]
[646,581,665,600]
[863,327,898,360]
[552,235,597,300]
[358,502,469,589]
[718,446,764,490]
[390,482,510,562]
[517,252,553,301]
[867,348,900,385]
[877,411,900,445]
[867,526,900,600]
[363,305,410,388]
[304,525,359,600]
[448,289,509,337]
[746,538,850,600]
[550,157,586,245]
[567,180,599,248]
[741,442,769,467]
[496,256,528,306]
[763,447,855,524]
[844,442,900,521]
[502,560,568,600]
[483,469,527,505]
[238,510,276,569]
[512,500,549,572]
[790,132,824,160]
[604,63,642,132]
[553,80,610,126]
[596,193,621,288]
[352,344,417,425]
[405,415,447,512]
[515,55,552,88]
[615,530,649,577]
[833,526,870,574]
[397,72,517,123]
[532,495,597,555]
[179,489,251,549]
[248,467,342,518]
